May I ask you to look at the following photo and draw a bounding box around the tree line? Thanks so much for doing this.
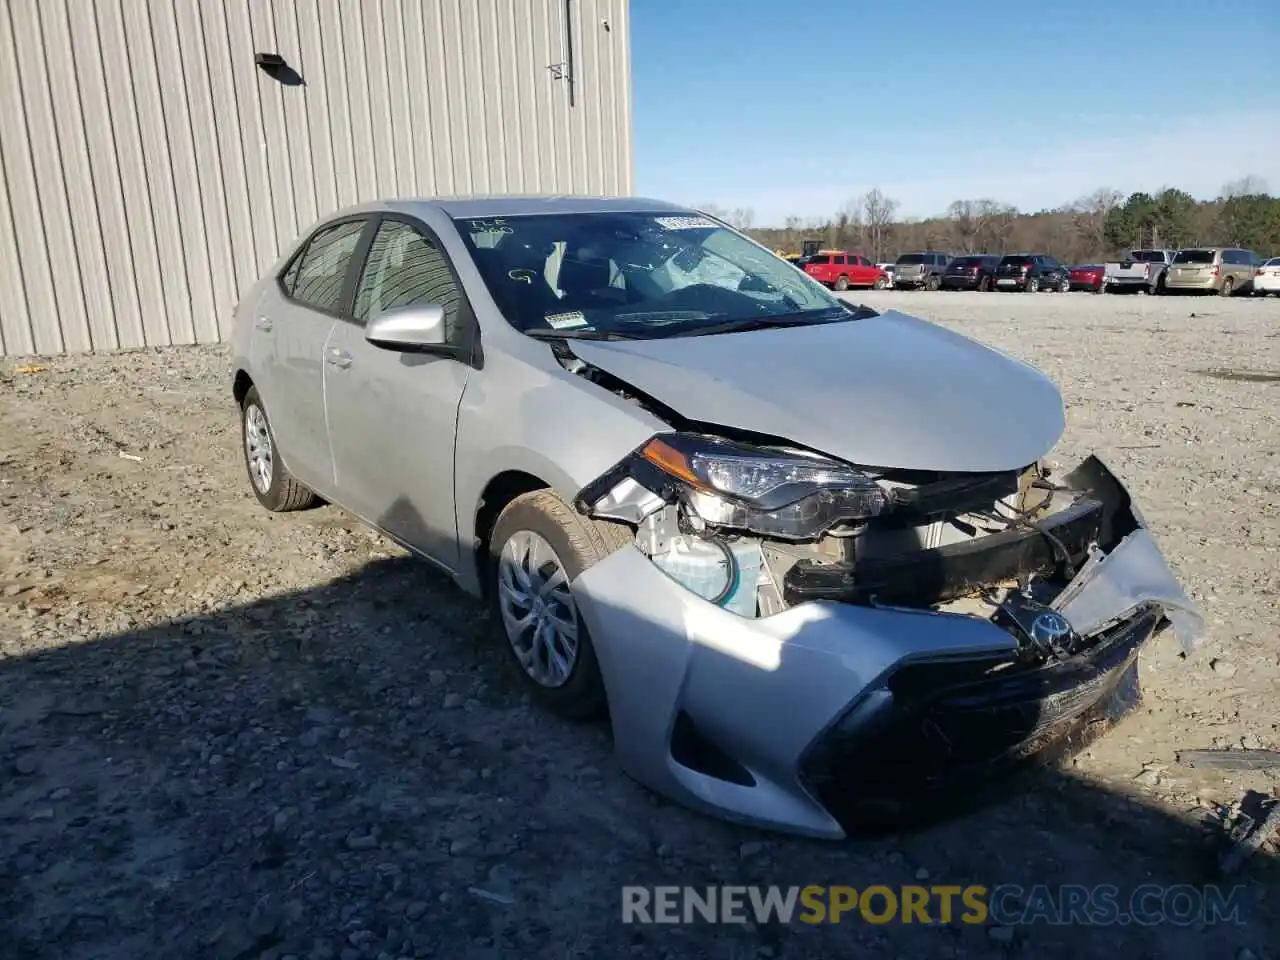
[702,176,1280,265]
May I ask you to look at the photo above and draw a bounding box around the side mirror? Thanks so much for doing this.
[365,303,448,352]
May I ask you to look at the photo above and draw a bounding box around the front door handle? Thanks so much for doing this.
[325,347,352,369]
[255,316,273,332]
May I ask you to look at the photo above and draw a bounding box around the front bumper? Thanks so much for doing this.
[571,456,1204,839]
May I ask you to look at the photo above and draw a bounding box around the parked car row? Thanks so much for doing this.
[797,245,1279,297]
[1093,247,1274,296]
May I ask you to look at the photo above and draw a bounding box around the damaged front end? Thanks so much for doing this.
[571,429,1204,836]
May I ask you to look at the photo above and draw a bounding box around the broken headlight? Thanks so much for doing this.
[582,433,888,540]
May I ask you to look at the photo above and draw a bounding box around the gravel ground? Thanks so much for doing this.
[2,289,1278,959]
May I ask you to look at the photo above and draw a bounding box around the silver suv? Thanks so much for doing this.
[893,252,951,290]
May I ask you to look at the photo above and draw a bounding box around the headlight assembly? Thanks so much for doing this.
[578,432,888,540]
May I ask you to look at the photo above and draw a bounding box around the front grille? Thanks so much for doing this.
[797,607,1161,834]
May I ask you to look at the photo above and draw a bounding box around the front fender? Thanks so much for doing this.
[452,347,668,593]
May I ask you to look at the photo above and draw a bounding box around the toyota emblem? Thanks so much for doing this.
[1031,611,1073,644]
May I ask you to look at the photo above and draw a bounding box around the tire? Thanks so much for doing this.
[978,275,992,292]
[925,274,940,291]
[240,386,320,512]
[1058,277,1070,293]
[487,489,631,720]
[834,274,850,291]
[1026,276,1039,293]
[873,277,887,290]
[1220,276,1235,297]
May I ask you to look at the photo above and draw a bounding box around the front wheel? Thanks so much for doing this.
[873,276,887,290]
[1026,276,1039,293]
[1058,277,1070,293]
[1220,276,1235,297]
[240,387,320,512]
[488,490,631,719]
[978,275,992,292]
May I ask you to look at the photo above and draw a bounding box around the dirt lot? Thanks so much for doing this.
[2,289,1279,960]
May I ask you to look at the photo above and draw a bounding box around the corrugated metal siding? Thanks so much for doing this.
[0,0,633,357]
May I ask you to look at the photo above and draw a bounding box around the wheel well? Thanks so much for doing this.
[473,470,550,593]
[233,370,253,408]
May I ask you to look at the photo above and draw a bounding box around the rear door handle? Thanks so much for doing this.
[255,316,273,332]
[325,347,352,369]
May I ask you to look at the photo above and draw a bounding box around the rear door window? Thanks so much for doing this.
[285,219,367,313]
[808,255,831,265]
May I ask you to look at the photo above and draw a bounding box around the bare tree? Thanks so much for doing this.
[1221,175,1268,198]
[698,203,755,231]
[858,188,899,262]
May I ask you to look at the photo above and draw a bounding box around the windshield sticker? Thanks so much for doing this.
[544,310,588,330]
[465,218,514,234]
[655,215,718,230]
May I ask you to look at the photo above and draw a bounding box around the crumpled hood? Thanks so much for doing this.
[568,310,1065,473]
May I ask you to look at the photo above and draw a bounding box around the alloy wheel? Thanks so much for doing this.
[497,530,580,688]
[243,403,274,494]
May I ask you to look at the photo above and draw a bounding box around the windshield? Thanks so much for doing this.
[452,212,855,338]
[1173,250,1215,264]
[1130,250,1167,262]
[895,254,926,265]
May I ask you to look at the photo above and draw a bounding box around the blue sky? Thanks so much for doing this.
[629,0,1280,225]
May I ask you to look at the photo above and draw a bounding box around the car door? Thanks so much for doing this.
[257,216,369,492]
[322,214,475,570]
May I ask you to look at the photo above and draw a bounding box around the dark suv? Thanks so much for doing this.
[993,254,1070,292]
[892,252,951,290]
[940,254,1001,291]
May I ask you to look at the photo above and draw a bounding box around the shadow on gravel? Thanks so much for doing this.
[1,551,1277,960]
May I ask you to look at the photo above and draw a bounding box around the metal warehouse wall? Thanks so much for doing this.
[0,0,633,357]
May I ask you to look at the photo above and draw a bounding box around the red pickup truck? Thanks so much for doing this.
[802,252,889,291]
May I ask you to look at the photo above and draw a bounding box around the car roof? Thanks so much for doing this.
[356,194,695,219]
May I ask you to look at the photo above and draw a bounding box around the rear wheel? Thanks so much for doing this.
[240,387,320,512]
[1058,276,1070,293]
[834,274,850,291]
[1026,276,1040,293]
[873,276,887,290]
[925,274,940,291]
[1220,276,1235,297]
[488,490,631,719]
[978,275,992,292]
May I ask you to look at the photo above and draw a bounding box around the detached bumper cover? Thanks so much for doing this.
[571,456,1204,839]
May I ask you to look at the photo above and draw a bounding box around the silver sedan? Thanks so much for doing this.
[231,196,1204,838]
